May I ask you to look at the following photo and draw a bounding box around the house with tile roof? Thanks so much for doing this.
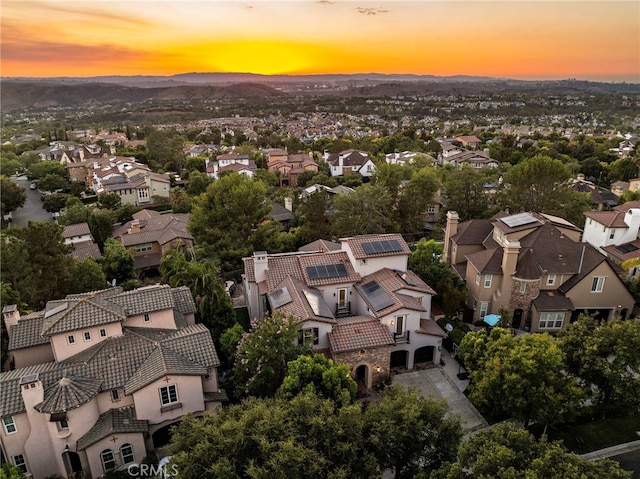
[439,149,499,169]
[62,223,101,262]
[112,209,193,277]
[266,150,319,187]
[205,152,256,179]
[1,284,224,478]
[242,234,446,390]
[324,149,376,178]
[443,210,635,331]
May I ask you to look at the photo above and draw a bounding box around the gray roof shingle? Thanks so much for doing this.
[35,375,102,413]
[8,312,49,350]
[76,407,148,451]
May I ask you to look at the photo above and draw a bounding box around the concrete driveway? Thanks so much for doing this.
[392,355,488,435]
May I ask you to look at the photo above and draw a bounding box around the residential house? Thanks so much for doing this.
[439,149,498,169]
[267,151,318,187]
[205,152,256,179]
[62,223,101,261]
[437,140,464,159]
[455,135,483,149]
[242,234,446,389]
[263,200,294,230]
[324,149,376,178]
[443,210,635,330]
[1,284,225,479]
[571,174,619,211]
[112,210,193,277]
[385,151,435,167]
[611,180,630,197]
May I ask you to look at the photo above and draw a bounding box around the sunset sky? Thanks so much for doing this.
[2,0,639,81]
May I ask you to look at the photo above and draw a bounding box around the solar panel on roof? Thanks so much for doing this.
[268,287,292,309]
[362,239,403,255]
[302,289,334,318]
[615,243,639,254]
[306,264,349,280]
[360,280,395,312]
[501,212,538,228]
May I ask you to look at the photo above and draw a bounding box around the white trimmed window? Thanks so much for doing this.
[484,274,493,288]
[539,312,564,329]
[136,243,153,253]
[394,315,406,335]
[83,331,91,341]
[2,416,17,434]
[121,443,135,465]
[67,335,75,345]
[159,384,179,406]
[591,276,605,292]
[520,281,527,294]
[101,449,116,472]
[479,302,489,319]
[299,327,319,346]
[475,272,481,285]
[547,274,556,286]
[12,454,27,473]
[99,328,107,338]
[144,313,150,322]
[111,389,120,402]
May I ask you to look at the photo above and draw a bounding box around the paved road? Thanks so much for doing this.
[611,450,640,478]
[10,176,53,227]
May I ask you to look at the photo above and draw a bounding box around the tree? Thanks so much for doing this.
[169,187,192,213]
[98,192,122,210]
[459,329,583,428]
[297,189,332,243]
[170,393,378,479]
[42,193,69,213]
[186,170,212,196]
[396,168,440,236]
[68,258,108,293]
[501,155,573,214]
[99,238,136,285]
[220,323,244,366]
[559,316,640,419]
[0,178,26,216]
[27,161,66,180]
[88,209,117,252]
[234,312,309,398]
[36,173,69,192]
[408,238,466,312]
[189,173,271,267]
[364,386,462,479]
[278,354,357,407]
[442,165,489,221]
[331,183,397,237]
[429,422,632,479]
[159,243,235,342]
[58,197,89,226]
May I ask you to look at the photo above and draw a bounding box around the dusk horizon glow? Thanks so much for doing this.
[2,1,639,83]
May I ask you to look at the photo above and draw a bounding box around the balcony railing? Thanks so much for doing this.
[393,330,410,344]
[335,301,351,317]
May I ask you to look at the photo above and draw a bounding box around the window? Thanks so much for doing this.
[394,316,405,335]
[12,454,27,473]
[484,274,493,288]
[99,328,107,338]
[427,205,436,214]
[547,274,556,286]
[479,302,489,319]
[121,443,135,465]
[337,288,348,309]
[520,281,527,294]
[609,232,615,239]
[497,230,503,241]
[2,416,17,435]
[101,449,116,472]
[475,272,481,285]
[143,313,150,322]
[298,328,319,346]
[67,335,75,345]
[136,243,153,253]
[83,331,91,341]
[591,276,605,293]
[111,389,120,402]
[57,419,69,430]
[159,384,179,406]
[539,312,564,329]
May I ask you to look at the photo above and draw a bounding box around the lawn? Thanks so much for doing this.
[532,414,640,454]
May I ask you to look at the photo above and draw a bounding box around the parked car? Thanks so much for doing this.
[29,182,36,190]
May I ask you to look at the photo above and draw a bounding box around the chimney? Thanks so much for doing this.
[577,173,585,181]
[2,304,20,338]
[253,251,269,283]
[129,220,141,234]
[501,240,521,277]
[443,211,459,263]
[284,197,293,212]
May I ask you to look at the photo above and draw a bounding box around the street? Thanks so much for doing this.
[10,175,53,227]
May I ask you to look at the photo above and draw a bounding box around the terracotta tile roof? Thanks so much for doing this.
[35,375,102,414]
[171,286,197,315]
[583,210,628,228]
[343,233,411,260]
[416,319,448,337]
[41,294,127,337]
[329,316,394,353]
[356,268,428,318]
[115,213,192,247]
[113,284,175,316]
[269,276,337,324]
[8,312,48,350]
[0,362,66,417]
[298,239,341,253]
[63,222,91,239]
[76,407,148,451]
[71,241,101,261]
[614,201,640,212]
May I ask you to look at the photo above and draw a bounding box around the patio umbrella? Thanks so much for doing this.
[483,314,501,327]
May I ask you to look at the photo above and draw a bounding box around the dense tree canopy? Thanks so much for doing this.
[442,165,490,221]
[429,422,631,479]
[0,177,26,216]
[99,238,136,286]
[459,328,582,428]
[331,183,397,237]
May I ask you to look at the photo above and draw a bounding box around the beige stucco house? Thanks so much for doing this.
[443,210,636,332]
[1,284,225,478]
[242,234,446,390]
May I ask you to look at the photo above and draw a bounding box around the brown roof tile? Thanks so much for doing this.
[329,316,394,353]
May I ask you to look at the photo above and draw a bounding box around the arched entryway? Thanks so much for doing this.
[512,309,523,329]
[354,364,369,389]
[414,346,435,365]
[152,422,180,450]
[62,450,83,476]
[390,350,408,369]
